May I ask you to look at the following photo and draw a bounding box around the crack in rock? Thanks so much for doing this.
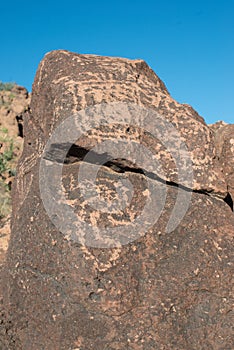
[43,143,233,211]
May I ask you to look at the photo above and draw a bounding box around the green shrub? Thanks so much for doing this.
[0,182,11,219]
[0,127,15,219]
[0,128,14,176]
[0,81,16,91]
[0,127,8,134]
[0,139,14,175]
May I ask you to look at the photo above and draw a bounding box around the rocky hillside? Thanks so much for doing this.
[1,51,233,349]
[0,83,30,265]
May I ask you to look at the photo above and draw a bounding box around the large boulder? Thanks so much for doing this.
[1,50,233,349]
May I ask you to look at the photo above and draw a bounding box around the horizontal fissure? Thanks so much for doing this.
[43,143,233,211]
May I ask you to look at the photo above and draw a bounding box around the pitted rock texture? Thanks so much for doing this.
[211,122,234,203]
[29,50,227,196]
[1,50,234,349]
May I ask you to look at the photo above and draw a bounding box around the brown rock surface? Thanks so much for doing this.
[1,50,234,349]
[210,122,234,204]
[28,50,226,196]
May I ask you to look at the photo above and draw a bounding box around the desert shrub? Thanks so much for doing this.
[0,142,14,175]
[0,182,11,219]
[0,81,16,91]
[0,130,14,176]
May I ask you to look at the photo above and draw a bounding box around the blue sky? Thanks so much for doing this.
[0,0,233,124]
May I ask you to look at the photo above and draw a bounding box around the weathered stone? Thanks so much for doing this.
[211,122,234,203]
[28,50,227,197]
[1,50,234,349]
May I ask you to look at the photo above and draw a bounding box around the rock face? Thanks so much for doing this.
[211,122,234,203]
[0,84,30,267]
[1,50,234,349]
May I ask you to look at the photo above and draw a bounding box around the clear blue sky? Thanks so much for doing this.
[0,0,233,124]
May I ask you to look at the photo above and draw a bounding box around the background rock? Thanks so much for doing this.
[0,84,30,267]
[1,51,234,349]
